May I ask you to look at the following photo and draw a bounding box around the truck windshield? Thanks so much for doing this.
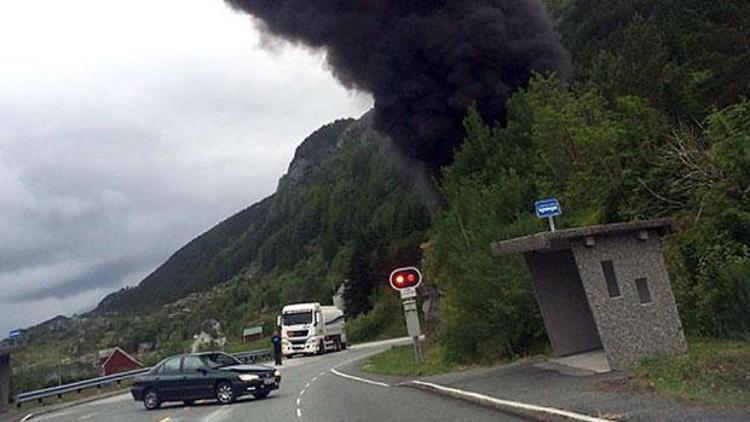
[283,311,312,325]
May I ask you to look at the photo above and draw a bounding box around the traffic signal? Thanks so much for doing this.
[389,267,422,290]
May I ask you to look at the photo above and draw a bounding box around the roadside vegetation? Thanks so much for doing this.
[426,0,749,365]
[634,338,750,407]
[361,344,465,377]
[346,296,406,344]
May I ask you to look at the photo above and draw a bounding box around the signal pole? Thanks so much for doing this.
[389,267,423,365]
[401,294,422,364]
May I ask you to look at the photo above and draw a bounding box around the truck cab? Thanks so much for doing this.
[279,303,346,357]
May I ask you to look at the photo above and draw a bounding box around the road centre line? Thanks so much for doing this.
[409,381,614,422]
[330,368,390,388]
[296,408,302,418]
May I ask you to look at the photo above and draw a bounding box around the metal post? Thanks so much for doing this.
[412,336,422,364]
[56,351,62,387]
[402,298,422,365]
[0,353,9,414]
[548,216,556,232]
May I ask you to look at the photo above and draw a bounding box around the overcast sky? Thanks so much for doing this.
[0,0,372,337]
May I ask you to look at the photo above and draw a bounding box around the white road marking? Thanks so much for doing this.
[305,382,311,388]
[79,408,109,420]
[409,381,615,422]
[330,368,390,388]
[200,406,232,422]
[296,408,302,418]
[33,410,75,421]
[20,413,35,422]
[312,376,318,382]
[297,398,301,405]
[300,389,306,396]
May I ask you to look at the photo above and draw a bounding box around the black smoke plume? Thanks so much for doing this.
[225,0,567,170]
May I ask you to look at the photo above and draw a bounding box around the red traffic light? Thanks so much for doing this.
[389,267,422,290]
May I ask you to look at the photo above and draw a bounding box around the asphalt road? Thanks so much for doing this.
[26,338,522,422]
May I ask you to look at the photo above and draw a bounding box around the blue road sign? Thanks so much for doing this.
[9,329,21,340]
[535,198,562,219]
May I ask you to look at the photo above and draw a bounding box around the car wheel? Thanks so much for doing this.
[183,400,195,406]
[143,389,161,411]
[252,390,270,400]
[215,381,235,405]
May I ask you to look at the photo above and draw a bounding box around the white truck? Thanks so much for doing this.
[278,303,347,357]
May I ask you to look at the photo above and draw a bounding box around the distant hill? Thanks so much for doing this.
[94,113,431,316]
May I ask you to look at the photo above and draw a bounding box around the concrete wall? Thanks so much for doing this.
[571,231,688,370]
[0,354,9,414]
[525,250,602,357]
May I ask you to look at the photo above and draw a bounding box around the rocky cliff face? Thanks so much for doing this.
[283,118,357,186]
[94,114,378,314]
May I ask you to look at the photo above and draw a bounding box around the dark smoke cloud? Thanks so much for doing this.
[226,0,567,169]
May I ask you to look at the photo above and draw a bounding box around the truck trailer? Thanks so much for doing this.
[278,303,346,357]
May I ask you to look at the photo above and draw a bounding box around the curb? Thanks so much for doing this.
[18,388,130,421]
[403,380,614,422]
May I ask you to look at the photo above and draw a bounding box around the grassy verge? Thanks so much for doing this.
[223,336,272,354]
[634,338,750,407]
[361,343,470,376]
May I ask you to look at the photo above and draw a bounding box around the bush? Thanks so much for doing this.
[346,294,406,344]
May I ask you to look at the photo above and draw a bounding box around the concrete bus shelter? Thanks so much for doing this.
[492,219,687,371]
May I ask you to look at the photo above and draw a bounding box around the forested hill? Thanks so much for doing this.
[95,113,431,316]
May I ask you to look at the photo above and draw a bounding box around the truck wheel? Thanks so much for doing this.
[215,381,235,405]
[317,340,325,355]
[341,341,347,350]
[143,389,161,410]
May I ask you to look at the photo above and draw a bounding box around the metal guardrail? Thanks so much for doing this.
[14,348,273,407]
[233,348,272,364]
[14,367,151,407]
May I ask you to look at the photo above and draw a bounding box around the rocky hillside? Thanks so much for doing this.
[95,112,431,317]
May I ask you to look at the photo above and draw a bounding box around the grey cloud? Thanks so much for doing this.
[5,254,162,303]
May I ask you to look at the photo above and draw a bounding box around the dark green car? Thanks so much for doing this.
[131,352,280,410]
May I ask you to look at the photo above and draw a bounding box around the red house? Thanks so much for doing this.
[99,347,143,376]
